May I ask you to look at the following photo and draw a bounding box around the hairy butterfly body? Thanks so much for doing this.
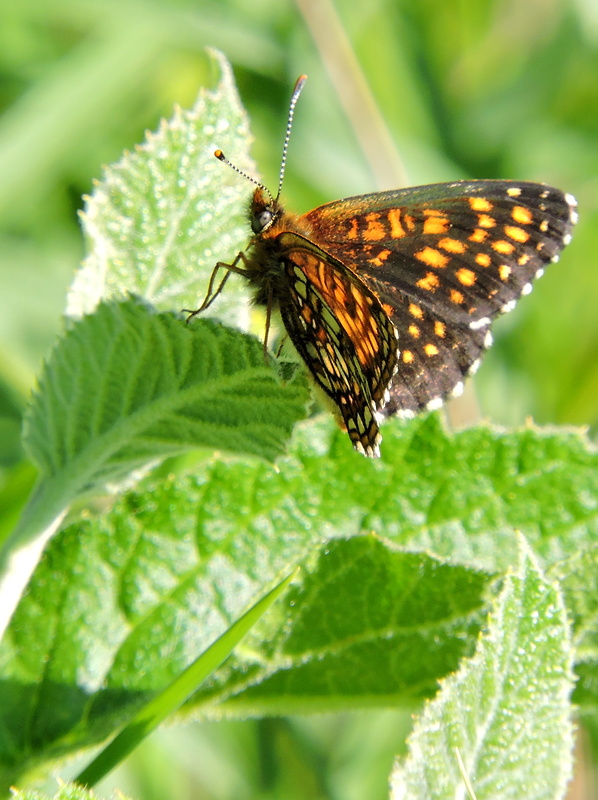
[188,76,577,457]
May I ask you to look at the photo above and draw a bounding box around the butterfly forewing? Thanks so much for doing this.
[302,180,577,417]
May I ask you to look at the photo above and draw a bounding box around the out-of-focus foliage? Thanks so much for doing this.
[1,1,596,798]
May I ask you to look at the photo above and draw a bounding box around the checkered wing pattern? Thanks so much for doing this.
[304,181,577,418]
[275,235,399,456]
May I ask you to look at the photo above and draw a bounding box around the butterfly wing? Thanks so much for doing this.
[303,180,577,416]
[274,233,399,456]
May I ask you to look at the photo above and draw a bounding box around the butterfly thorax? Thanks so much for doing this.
[243,187,314,308]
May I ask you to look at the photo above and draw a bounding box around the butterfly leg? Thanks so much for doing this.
[262,284,276,360]
[183,252,250,322]
[274,335,289,358]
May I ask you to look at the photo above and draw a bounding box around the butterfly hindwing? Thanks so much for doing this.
[275,237,399,455]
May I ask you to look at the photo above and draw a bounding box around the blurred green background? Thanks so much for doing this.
[1,0,596,797]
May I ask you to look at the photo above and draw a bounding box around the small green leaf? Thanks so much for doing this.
[68,49,254,325]
[390,538,575,800]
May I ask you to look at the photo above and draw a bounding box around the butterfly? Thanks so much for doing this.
[187,75,578,457]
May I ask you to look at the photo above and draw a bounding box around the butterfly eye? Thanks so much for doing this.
[252,208,274,233]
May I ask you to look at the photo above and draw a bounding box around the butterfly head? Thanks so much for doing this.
[215,75,307,237]
[250,187,285,234]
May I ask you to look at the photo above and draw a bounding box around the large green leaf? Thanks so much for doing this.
[0,299,309,645]
[390,540,574,800]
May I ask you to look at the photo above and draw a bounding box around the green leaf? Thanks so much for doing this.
[2,416,595,790]
[67,49,254,326]
[0,299,308,642]
[550,546,598,709]
[0,477,490,790]
[390,538,575,800]
[326,414,597,572]
[11,785,130,800]
[24,299,308,482]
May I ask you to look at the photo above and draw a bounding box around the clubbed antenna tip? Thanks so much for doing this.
[213,149,273,203]
[213,75,308,205]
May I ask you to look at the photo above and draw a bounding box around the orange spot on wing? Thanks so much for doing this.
[499,264,512,281]
[504,225,529,243]
[415,247,449,268]
[475,253,491,267]
[518,254,530,265]
[409,303,424,319]
[423,216,450,234]
[469,197,493,212]
[402,350,414,363]
[416,272,440,291]
[450,289,464,304]
[387,208,406,238]
[511,205,533,224]
[363,213,386,241]
[456,268,476,286]
[408,324,420,338]
[478,214,496,228]
[424,343,439,356]
[469,228,488,243]
[438,237,466,253]
[492,240,515,255]
[434,320,446,338]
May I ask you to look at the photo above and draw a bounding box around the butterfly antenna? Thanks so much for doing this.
[215,75,307,204]
[213,149,274,204]
[276,74,307,200]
